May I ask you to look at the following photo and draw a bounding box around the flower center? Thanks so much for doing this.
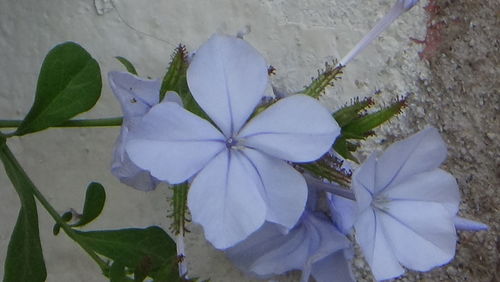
[372,195,390,211]
[225,137,238,148]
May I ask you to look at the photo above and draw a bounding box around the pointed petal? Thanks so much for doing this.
[454,217,489,231]
[126,102,225,184]
[239,95,340,162]
[187,34,268,136]
[108,71,160,117]
[380,201,457,272]
[382,169,460,214]
[188,150,266,249]
[241,148,307,229]
[354,209,405,281]
[375,127,447,192]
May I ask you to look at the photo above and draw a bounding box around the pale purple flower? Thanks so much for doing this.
[352,127,461,280]
[108,72,181,191]
[339,0,420,66]
[226,186,355,282]
[125,34,340,249]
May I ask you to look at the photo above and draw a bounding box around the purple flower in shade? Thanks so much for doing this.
[226,186,355,282]
[108,71,181,191]
[352,127,469,280]
[125,34,340,249]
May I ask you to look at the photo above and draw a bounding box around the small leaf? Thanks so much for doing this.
[74,226,178,280]
[343,98,406,137]
[333,137,358,163]
[72,182,106,227]
[116,56,138,75]
[16,42,102,135]
[53,211,73,235]
[302,62,343,98]
[160,45,211,122]
[333,97,373,127]
[160,45,189,101]
[0,143,46,282]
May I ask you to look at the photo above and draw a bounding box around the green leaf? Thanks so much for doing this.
[53,211,73,235]
[74,226,178,280]
[116,56,138,75]
[342,98,406,137]
[0,143,46,282]
[71,182,106,227]
[110,262,134,282]
[160,45,189,101]
[160,45,211,122]
[16,42,102,135]
[332,137,358,163]
[302,62,343,98]
[333,97,373,127]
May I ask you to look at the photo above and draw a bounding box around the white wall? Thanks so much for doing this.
[0,0,428,281]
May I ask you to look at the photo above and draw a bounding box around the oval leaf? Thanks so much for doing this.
[72,182,106,227]
[74,227,178,280]
[16,42,102,135]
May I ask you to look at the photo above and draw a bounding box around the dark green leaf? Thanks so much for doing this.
[53,211,73,235]
[16,42,102,135]
[72,182,106,227]
[342,98,406,137]
[333,137,358,163]
[160,45,211,122]
[0,143,46,282]
[74,226,178,280]
[333,97,373,127]
[160,45,189,101]
[110,262,133,282]
[116,56,138,75]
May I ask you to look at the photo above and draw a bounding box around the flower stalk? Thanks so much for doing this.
[0,117,123,128]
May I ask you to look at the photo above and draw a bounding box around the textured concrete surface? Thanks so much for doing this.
[0,0,495,281]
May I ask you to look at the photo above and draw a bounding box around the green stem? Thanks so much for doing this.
[0,117,123,128]
[0,141,109,272]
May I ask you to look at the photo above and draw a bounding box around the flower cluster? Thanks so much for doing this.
[108,0,487,280]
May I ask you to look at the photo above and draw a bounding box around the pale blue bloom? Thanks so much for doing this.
[227,187,355,282]
[125,34,340,249]
[108,72,181,191]
[352,127,481,280]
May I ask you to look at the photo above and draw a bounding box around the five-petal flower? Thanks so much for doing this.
[125,34,340,249]
[352,127,461,280]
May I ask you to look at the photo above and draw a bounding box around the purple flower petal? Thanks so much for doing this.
[187,34,268,136]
